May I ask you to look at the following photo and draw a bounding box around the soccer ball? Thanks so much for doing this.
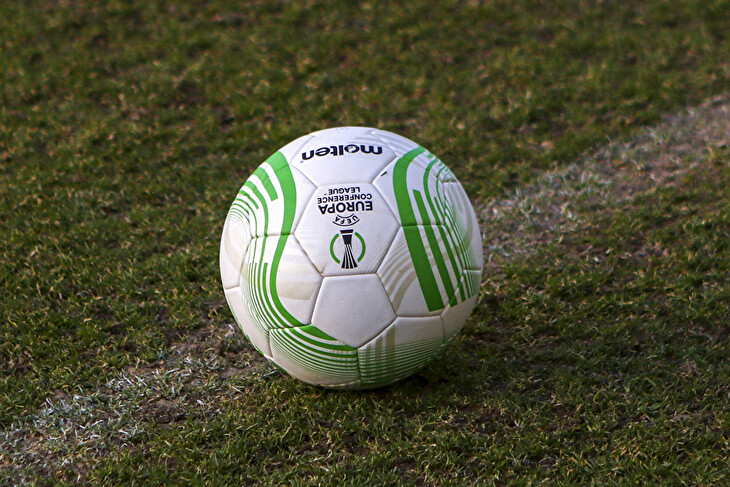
[220,127,483,389]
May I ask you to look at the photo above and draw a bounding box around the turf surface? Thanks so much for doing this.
[1,0,729,484]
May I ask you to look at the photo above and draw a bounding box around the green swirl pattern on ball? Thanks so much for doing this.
[391,146,480,312]
[230,151,359,381]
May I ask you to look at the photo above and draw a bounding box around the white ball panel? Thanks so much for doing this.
[311,274,396,348]
[220,216,251,290]
[224,286,271,357]
[373,129,421,158]
[441,292,479,342]
[363,315,443,346]
[371,149,433,225]
[274,237,322,325]
[358,316,444,386]
[287,165,318,233]
[377,228,450,317]
[296,183,399,277]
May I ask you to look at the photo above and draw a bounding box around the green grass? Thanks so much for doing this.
[1,0,729,484]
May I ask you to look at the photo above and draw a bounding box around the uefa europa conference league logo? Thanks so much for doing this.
[302,143,385,270]
[319,186,370,270]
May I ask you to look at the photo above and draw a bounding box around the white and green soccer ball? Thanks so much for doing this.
[220,127,483,389]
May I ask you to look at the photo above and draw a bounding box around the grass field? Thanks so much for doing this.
[2,0,729,484]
